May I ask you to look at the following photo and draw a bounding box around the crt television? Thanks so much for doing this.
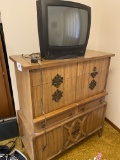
[36,0,91,60]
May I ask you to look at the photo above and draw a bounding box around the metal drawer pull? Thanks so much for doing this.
[68,113,73,117]
[41,122,46,128]
[81,107,85,112]
[99,99,103,104]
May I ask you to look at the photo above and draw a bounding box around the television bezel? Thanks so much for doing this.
[36,0,91,59]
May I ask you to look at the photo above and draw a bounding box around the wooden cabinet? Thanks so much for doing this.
[10,50,114,160]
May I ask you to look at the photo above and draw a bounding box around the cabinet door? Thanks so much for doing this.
[63,104,106,149]
[35,126,63,160]
[86,104,106,134]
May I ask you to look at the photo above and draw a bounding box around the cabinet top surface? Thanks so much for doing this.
[9,50,115,70]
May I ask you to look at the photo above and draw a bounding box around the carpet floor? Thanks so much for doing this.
[0,122,120,160]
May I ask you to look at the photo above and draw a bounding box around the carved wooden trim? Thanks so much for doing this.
[63,115,88,149]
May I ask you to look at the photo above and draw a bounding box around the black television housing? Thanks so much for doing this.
[36,0,91,60]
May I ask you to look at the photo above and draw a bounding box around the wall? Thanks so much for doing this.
[97,0,120,128]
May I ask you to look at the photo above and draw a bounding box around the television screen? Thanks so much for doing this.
[36,0,91,59]
[48,6,88,47]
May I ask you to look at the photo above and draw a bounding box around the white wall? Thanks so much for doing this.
[97,0,120,128]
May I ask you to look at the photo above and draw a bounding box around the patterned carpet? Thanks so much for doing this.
[0,122,120,160]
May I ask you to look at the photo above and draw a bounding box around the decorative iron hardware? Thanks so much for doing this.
[93,66,97,71]
[89,79,97,90]
[52,74,63,88]
[90,66,98,78]
[90,71,98,78]
[52,89,63,102]
[41,122,46,128]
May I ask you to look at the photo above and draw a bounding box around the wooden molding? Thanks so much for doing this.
[105,118,120,133]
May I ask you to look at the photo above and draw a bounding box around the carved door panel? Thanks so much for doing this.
[63,114,88,149]
[63,104,106,149]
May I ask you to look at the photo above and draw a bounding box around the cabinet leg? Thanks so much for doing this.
[19,137,24,148]
[98,128,103,137]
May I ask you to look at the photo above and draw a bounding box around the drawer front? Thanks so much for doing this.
[34,108,76,131]
[77,58,110,76]
[32,77,76,118]
[30,58,109,118]
[30,63,77,86]
[78,97,105,113]
[76,58,109,104]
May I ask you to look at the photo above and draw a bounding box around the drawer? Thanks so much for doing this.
[30,63,77,86]
[78,97,105,113]
[77,58,110,76]
[34,108,76,132]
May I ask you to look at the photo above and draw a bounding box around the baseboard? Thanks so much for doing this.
[0,117,19,141]
[105,117,120,133]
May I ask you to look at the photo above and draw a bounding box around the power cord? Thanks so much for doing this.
[22,53,42,63]
[0,138,18,159]
[38,62,47,151]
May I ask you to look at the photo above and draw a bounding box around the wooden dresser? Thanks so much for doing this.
[10,50,114,160]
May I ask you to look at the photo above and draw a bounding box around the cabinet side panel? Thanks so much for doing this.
[17,111,35,160]
[14,64,33,129]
